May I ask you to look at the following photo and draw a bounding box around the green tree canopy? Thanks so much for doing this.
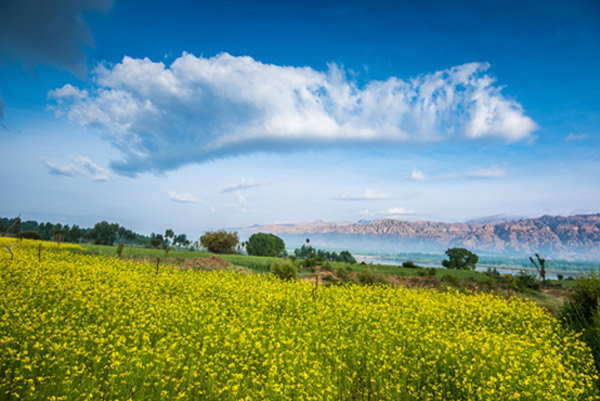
[441,247,479,270]
[246,233,286,257]
[200,230,239,254]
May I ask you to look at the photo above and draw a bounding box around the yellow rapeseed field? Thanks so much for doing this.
[1,238,598,400]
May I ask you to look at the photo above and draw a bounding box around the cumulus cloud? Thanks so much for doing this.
[48,53,538,175]
[335,189,393,201]
[565,133,587,142]
[220,177,263,193]
[167,191,200,204]
[0,0,113,78]
[42,155,112,181]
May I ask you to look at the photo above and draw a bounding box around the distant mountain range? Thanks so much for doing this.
[246,214,600,261]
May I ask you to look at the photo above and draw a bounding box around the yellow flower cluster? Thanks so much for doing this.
[1,238,598,400]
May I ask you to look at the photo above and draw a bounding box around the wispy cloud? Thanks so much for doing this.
[167,191,200,203]
[565,133,587,142]
[409,166,506,181]
[42,156,112,181]
[335,189,393,201]
[49,53,537,175]
[220,177,263,193]
[359,207,414,217]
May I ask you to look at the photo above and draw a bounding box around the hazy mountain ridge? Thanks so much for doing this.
[249,214,600,261]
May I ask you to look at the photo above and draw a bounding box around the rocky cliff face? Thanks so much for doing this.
[250,214,600,260]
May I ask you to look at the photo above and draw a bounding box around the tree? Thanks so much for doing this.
[442,247,478,270]
[165,229,175,245]
[200,230,239,254]
[150,233,164,249]
[529,253,547,282]
[173,233,190,248]
[246,233,286,257]
[87,221,119,246]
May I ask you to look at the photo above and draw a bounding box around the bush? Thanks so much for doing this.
[334,267,352,282]
[200,230,239,254]
[402,261,418,268]
[484,267,501,278]
[427,267,437,276]
[15,230,42,240]
[270,260,297,281]
[246,233,286,257]
[357,271,388,286]
[516,270,541,290]
[442,274,460,286]
[561,271,600,374]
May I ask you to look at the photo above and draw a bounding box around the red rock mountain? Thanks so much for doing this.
[249,214,600,260]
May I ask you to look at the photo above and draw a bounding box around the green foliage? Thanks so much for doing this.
[442,248,479,270]
[561,271,600,375]
[516,270,541,290]
[246,233,286,257]
[356,271,388,286]
[294,244,316,259]
[484,267,501,278]
[116,243,125,258]
[442,274,460,286]
[402,261,418,268]
[294,245,356,263]
[150,234,163,249]
[200,230,239,254]
[270,259,297,281]
[87,221,120,246]
[15,230,42,240]
[427,267,437,276]
[334,267,353,282]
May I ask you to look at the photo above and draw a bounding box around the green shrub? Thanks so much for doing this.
[561,271,600,374]
[334,267,352,282]
[116,243,125,258]
[15,230,42,240]
[516,270,541,290]
[357,271,388,286]
[442,274,460,286]
[427,267,437,276]
[484,267,501,278]
[402,261,418,268]
[270,260,297,281]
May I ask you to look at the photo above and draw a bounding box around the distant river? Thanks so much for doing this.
[353,255,580,280]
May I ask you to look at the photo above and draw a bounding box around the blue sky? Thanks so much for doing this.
[1,0,599,237]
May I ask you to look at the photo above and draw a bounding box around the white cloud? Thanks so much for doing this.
[565,133,587,142]
[42,155,112,181]
[358,207,414,217]
[438,166,507,179]
[167,191,200,203]
[410,169,427,181]
[335,188,393,201]
[48,53,537,175]
[384,207,414,216]
[220,177,263,193]
[409,166,507,181]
